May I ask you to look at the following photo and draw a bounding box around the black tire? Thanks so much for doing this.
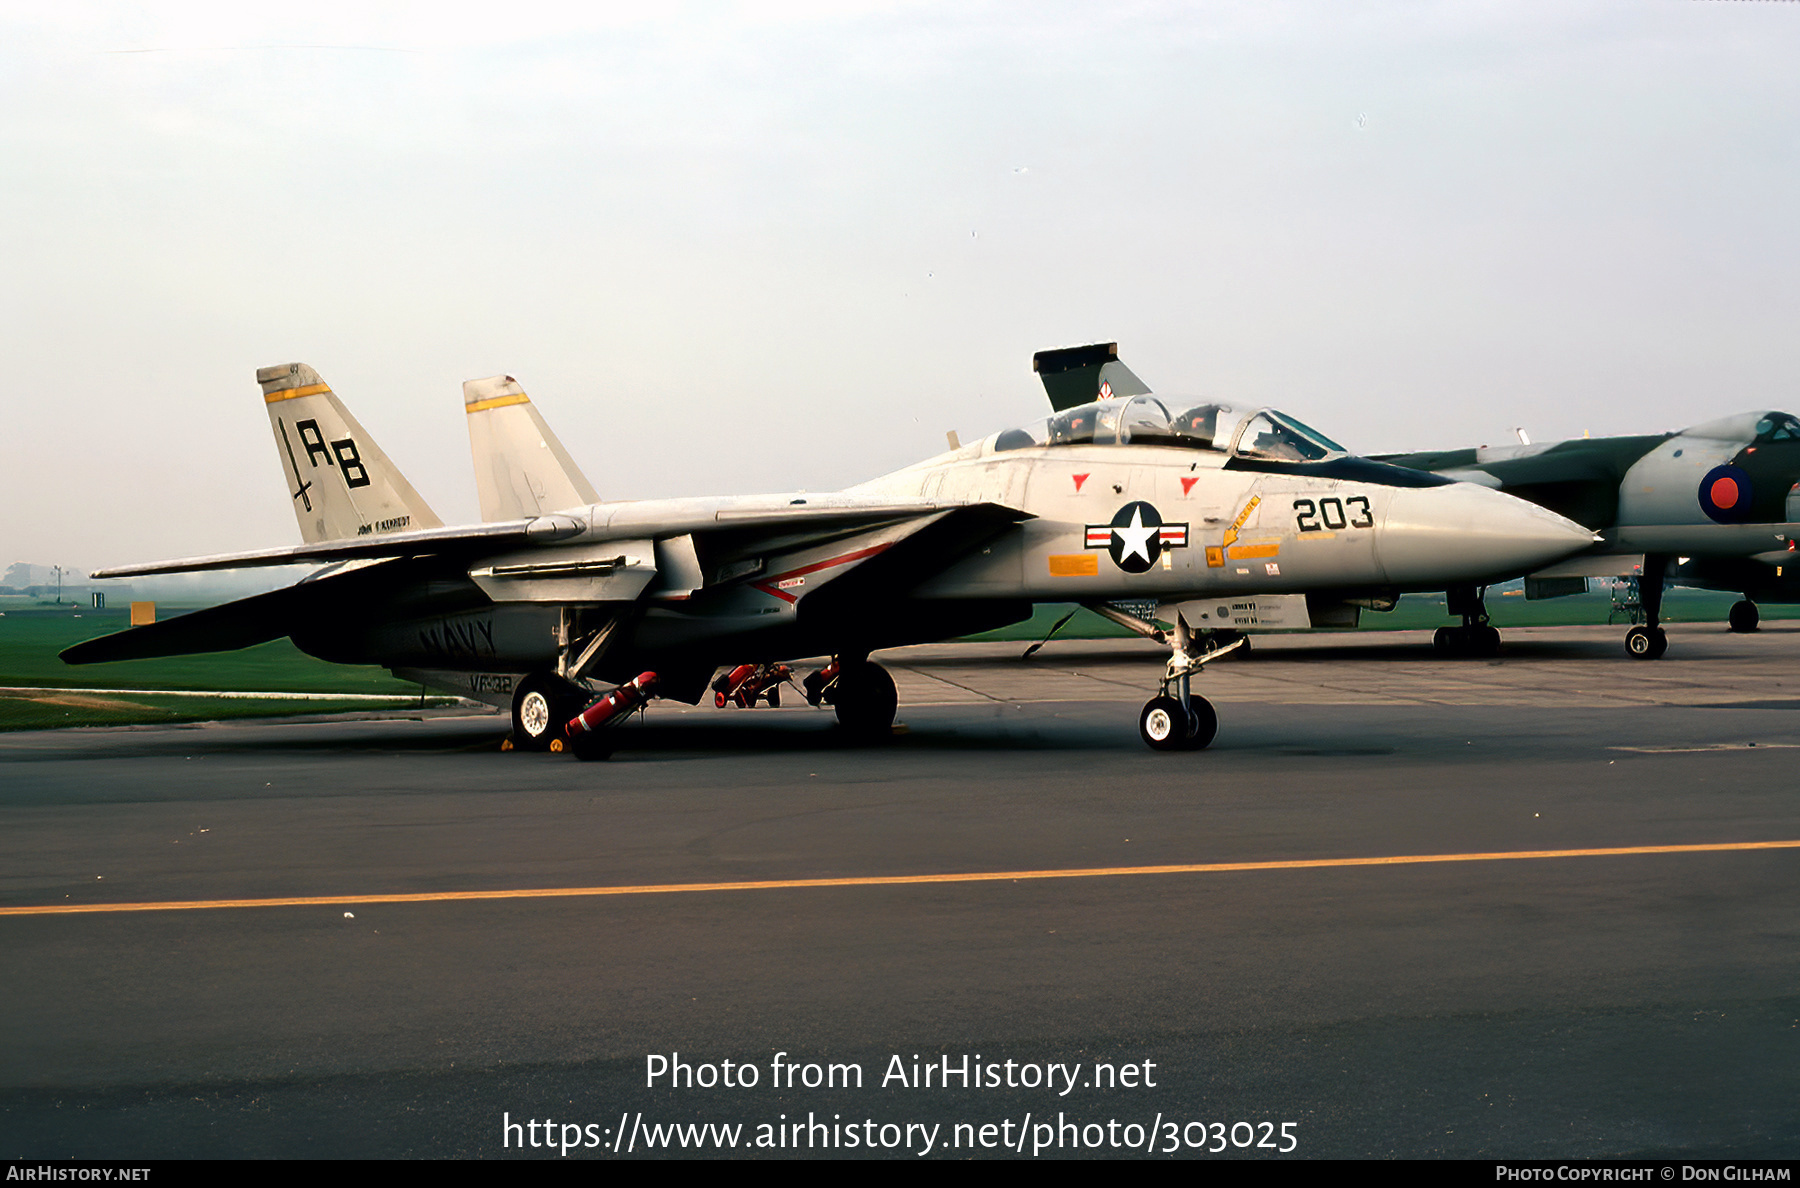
[512,672,583,751]
[1179,696,1218,750]
[1139,696,1187,751]
[1433,626,1461,657]
[1475,625,1501,657]
[1624,626,1662,661]
[834,660,898,735]
[1729,600,1760,633]
[571,734,613,761]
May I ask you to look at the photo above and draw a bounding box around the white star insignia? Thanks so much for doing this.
[1112,507,1158,564]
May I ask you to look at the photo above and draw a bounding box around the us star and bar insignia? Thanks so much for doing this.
[1085,501,1188,573]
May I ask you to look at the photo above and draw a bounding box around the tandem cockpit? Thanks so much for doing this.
[990,394,1348,462]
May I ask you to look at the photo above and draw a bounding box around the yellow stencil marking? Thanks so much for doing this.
[1048,553,1099,577]
[1221,495,1260,548]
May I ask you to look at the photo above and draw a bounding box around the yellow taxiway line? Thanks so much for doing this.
[5,840,1798,918]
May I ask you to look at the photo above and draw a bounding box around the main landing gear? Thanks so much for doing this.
[510,672,588,753]
[1433,585,1500,658]
[804,656,897,736]
[1624,555,1669,660]
[1730,599,1760,634]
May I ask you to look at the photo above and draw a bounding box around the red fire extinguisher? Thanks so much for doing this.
[566,671,658,737]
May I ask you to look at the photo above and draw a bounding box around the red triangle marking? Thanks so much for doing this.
[1072,474,1089,492]
[1180,477,1198,494]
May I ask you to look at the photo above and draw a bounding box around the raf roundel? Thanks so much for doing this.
[1698,464,1754,524]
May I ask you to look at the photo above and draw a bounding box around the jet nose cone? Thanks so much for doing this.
[1378,483,1596,586]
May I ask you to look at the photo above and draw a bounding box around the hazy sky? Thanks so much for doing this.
[4,1,1798,570]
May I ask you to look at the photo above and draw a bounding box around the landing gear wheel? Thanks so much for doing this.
[512,672,583,751]
[1624,625,1668,660]
[1730,600,1760,633]
[1435,624,1499,658]
[1177,696,1218,751]
[1139,697,1188,751]
[833,660,898,736]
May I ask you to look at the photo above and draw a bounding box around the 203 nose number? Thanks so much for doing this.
[1293,496,1372,533]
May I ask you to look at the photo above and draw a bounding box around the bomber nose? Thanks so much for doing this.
[1377,483,1596,586]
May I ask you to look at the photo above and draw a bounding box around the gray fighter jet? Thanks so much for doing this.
[65,360,1594,753]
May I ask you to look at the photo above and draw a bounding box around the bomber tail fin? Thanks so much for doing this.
[1031,342,1150,411]
[259,363,444,543]
[462,375,599,521]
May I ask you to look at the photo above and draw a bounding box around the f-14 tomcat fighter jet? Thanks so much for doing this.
[1034,343,1800,663]
[65,361,1594,754]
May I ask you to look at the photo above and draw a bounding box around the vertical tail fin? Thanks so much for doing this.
[462,375,599,521]
[258,363,444,543]
[1031,342,1151,411]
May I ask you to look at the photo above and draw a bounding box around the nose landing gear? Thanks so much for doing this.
[1433,585,1501,658]
[1139,691,1219,752]
[1624,555,1670,660]
[1119,606,1237,752]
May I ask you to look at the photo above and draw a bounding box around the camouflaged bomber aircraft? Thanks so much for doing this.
[64,359,1595,754]
[1374,415,1800,659]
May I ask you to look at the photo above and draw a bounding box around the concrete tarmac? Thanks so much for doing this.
[3,624,1799,1159]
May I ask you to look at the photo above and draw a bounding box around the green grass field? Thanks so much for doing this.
[0,605,429,731]
[0,606,417,693]
[2,586,1789,730]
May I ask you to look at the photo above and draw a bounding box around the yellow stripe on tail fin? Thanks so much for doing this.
[462,375,599,521]
[257,363,444,544]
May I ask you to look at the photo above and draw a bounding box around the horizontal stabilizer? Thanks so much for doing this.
[60,583,310,665]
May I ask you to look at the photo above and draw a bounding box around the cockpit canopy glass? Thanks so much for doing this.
[992,394,1347,461]
[1755,412,1800,442]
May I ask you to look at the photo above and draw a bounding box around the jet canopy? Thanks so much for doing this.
[1755,412,1800,442]
[992,395,1347,461]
